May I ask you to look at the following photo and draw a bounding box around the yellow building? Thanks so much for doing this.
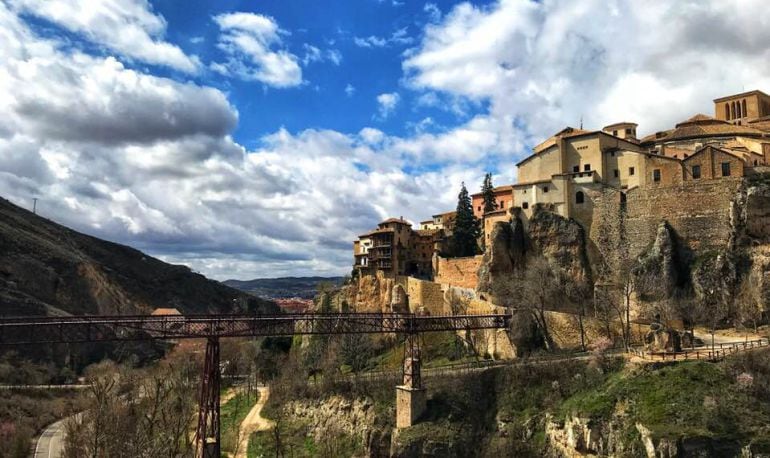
[513,90,770,226]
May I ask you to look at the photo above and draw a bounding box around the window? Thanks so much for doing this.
[653,169,661,182]
[477,206,481,212]
[522,202,529,209]
[612,130,618,136]
[725,103,731,120]
[629,166,635,176]
[575,191,585,204]
[610,151,615,157]
[721,162,731,177]
[754,160,759,166]
[613,169,619,178]
[743,99,747,118]
[584,164,591,171]
[625,128,632,135]
[692,164,701,179]
[543,186,549,193]
[572,165,579,173]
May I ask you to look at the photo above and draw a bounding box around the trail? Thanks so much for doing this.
[234,386,273,458]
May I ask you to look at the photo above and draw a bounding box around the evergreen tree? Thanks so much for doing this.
[481,173,497,214]
[451,182,480,257]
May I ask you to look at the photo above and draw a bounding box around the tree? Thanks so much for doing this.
[494,257,565,351]
[451,182,480,257]
[481,173,497,214]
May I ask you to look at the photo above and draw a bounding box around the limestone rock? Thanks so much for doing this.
[634,221,682,299]
[527,206,593,297]
[476,215,525,297]
[390,284,409,313]
[643,322,682,352]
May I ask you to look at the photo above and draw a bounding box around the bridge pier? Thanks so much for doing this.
[195,337,221,458]
[396,333,426,428]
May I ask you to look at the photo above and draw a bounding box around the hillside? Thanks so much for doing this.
[0,197,275,317]
[224,276,345,299]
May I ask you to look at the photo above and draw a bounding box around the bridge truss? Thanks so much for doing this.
[0,312,510,457]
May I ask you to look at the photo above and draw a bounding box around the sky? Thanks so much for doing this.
[1,0,770,280]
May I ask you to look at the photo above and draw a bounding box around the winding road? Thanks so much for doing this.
[34,417,69,458]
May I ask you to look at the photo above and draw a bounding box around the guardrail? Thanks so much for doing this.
[628,338,770,361]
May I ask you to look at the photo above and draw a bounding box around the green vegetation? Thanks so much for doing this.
[559,356,770,442]
[221,389,259,453]
[371,332,476,370]
[246,418,363,458]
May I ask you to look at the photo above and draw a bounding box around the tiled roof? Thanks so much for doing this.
[645,114,768,143]
[471,184,514,197]
[151,308,181,316]
[533,126,593,153]
[379,217,410,225]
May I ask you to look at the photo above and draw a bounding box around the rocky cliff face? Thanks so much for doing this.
[0,197,275,317]
[476,205,592,304]
[347,269,395,313]
[633,221,685,300]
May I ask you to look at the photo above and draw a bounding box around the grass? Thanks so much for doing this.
[246,418,363,458]
[558,360,770,441]
[370,331,477,370]
[220,388,259,453]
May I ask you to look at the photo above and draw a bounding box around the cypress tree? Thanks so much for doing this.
[481,173,497,214]
[451,182,480,257]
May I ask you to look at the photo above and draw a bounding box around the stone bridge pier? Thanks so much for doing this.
[396,333,426,428]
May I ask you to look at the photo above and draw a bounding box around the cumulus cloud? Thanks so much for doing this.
[9,0,199,72]
[376,92,400,119]
[404,0,770,141]
[211,12,302,87]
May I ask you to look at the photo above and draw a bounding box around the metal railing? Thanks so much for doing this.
[628,338,770,361]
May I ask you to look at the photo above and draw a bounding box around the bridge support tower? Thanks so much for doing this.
[195,337,221,458]
[396,333,426,428]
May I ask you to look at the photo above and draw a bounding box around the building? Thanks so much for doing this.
[471,185,514,219]
[354,217,442,278]
[512,90,770,224]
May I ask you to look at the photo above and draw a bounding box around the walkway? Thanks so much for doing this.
[234,386,273,458]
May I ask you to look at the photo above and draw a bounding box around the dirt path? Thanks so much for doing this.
[234,386,273,458]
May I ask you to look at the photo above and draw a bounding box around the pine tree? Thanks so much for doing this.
[451,182,480,257]
[481,173,497,214]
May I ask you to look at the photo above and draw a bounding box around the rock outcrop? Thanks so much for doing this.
[633,221,683,299]
[643,321,682,353]
[390,284,409,313]
[476,215,525,298]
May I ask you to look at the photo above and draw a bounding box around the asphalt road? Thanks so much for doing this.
[34,417,69,458]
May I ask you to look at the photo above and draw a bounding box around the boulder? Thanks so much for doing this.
[644,321,682,352]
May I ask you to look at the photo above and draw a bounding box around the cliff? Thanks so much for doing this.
[0,197,275,317]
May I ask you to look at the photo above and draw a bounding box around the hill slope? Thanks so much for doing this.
[224,276,345,299]
[0,197,275,317]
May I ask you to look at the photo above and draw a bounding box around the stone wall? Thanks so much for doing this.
[396,276,447,315]
[434,255,483,289]
[592,178,742,258]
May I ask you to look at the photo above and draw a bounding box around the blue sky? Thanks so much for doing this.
[1,0,768,280]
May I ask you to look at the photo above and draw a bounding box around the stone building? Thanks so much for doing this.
[512,90,770,228]
[470,185,514,219]
[354,217,442,278]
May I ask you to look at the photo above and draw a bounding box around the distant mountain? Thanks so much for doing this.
[224,276,345,299]
[0,197,276,317]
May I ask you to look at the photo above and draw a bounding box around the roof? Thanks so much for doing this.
[683,144,745,162]
[470,184,514,197]
[713,89,770,103]
[603,121,638,130]
[644,114,768,143]
[419,219,434,224]
[358,227,394,238]
[379,217,411,225]
[151,308,181,316]
[431,210,456,219]
[532,126,593,154]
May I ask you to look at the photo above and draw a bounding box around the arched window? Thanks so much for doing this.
[725,103,731,120]
[575,191,585,204]
[737,101,742,118]
[732,102,737,119]
[743,99,747,118]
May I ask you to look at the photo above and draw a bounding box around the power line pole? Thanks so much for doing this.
[32,198,38,215]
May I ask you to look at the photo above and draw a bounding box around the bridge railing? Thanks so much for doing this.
[628,338,770,361]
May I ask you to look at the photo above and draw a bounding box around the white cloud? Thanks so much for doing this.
[212,12,302,87]
[353,27,414,48]
[404,0,770,142]
[424,3,441,23]
[376,92,400,119]
[345,83,356,97]
[302,44,342,66]
[9,0,199,73]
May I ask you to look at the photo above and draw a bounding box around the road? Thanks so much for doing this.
[34,417,69,458]
[234,386,273,458]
